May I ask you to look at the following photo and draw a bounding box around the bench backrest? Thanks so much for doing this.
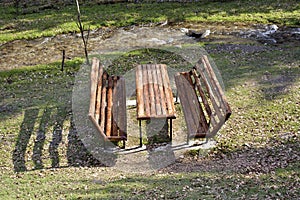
[89,57,127,142]
[175,55,231,138]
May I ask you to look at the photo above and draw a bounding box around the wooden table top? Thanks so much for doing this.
[136,64,176,120]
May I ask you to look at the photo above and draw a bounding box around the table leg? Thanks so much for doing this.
[169,119,172,143]
[139,120,142,147]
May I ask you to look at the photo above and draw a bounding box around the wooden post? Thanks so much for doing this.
[61,50,65,72]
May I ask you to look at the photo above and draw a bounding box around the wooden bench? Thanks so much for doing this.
[89,57,127,147]
[175,55,231,142]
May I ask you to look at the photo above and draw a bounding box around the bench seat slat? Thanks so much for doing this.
[112,76,119,137]
[99,72,107,134]
[142,65,151,118]
[152,65,162,116]
[95,64,103,123]
[147,64,156,116]
[156,65,167,116]
[160,64,175,117]
[118,77,127,138]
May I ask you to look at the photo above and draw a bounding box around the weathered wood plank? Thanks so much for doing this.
[105,76,113,137]
[191,69,212,117]
[195,61,222,119]
[147,64,156,116]
[118,77,127,138]
[152,64,162,116]
[156,64,167,116]
[160,64,175,117]
[183,72,208,135]
[142,65,150,118]
[99,72,108,133]
[136,65,144,118]
[202,55,231,119]
[112,76,119,137]
[89,57,99,117]
[175,73,198,137]
[95,63,104,123]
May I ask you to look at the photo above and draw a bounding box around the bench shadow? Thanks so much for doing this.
[67,116,104,167]
[32,107,52,169]
[12,108,39,172]
[12,106,104,172]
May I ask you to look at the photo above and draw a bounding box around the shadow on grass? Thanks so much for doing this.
[12,106,103,172]
[12,108,39,172]
[211,45,300,100]
[8,62,104,172]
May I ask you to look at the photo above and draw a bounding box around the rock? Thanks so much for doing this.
[181,28,211,39]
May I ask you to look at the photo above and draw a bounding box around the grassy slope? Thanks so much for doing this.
[1,0,300,199]
[1,47,299,199]
[0,0,300,43]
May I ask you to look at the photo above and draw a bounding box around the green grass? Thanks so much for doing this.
[1,0,300,43]
[0,162,299,199]
[1,45,299,199]
[1,1,300,199]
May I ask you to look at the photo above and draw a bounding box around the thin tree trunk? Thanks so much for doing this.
[75,0,90,65]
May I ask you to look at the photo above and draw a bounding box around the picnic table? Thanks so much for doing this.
[89,56,231,149]
[135,64,176,146]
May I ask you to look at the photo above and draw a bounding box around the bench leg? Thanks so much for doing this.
[139,120,142,147]
[122,140,126,149]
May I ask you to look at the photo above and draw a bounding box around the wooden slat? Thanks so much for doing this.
[182,72,208,134]
[160,64,175,117]
[156,64,167,116]
[152,65,162,116]
[142,65,150,118]
[118,77,127,139]
[136,65,144,118]
[175,73,198,137]
[147,64,156,116]
[89,115,107,140]
[108,136,127,141]
[89,57,99,117]
[191,69,212,117]
[191,68,218,127]
[105,76,113,137]
[202,55,231,119]
[99,72,108,133]
[95,64,104,123]
[195,61,222,120]
[201,57,223,113]
[112,76,119,136]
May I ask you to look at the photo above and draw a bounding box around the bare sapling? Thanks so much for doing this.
[75,0,90,65]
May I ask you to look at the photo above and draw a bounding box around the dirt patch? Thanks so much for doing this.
[2,24,299,71]
[161,133,300,174]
